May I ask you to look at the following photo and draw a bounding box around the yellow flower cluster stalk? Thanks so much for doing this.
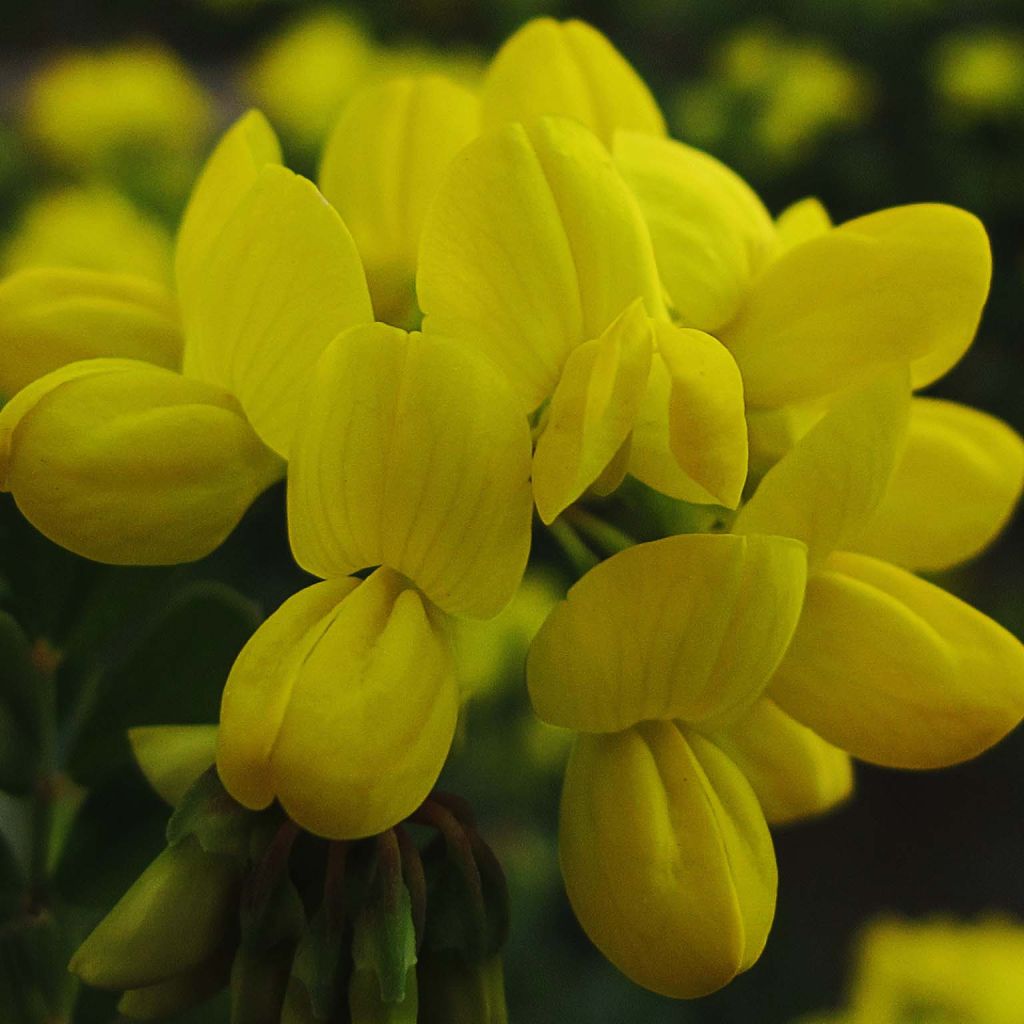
[1,15,1021,1007]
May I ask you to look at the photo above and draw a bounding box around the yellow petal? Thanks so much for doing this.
[221,569,459,839]
[319,74,479,325]
[771,551,1024,769]
[559,721,776,998]
[700,697,853,826]
[481,18,665,146]
[129,725,218,806]
[526,532,807,732]
[721,204,992,407]
[0,268,180,396]
[182,165,373,457]
[851,398,1024,572]
[417,116,665,411]
[217,577,358,810]
[614,132,776,332]
[774,196,832,251]
[532,299,653,523]
[174,109,281,314]
[745,398,829,480]
[288,323,532,618]
[734,372,910,567]
[655,321,748,508]
[0,359,281,565]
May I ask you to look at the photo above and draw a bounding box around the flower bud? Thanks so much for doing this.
[0,359,282,565]
[69,835,240,992]
[116,952,231,1020]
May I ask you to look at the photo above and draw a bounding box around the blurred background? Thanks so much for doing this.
[0,1,1022,1021]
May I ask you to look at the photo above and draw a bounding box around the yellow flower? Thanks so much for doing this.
[527,531,809,995]
[933,31,1024,118]
[480,18,666,147]
[242,10,375,155]
[673,28,871,167]
[803,915,1024,1024]
[735,372,1024,769]
[319,74,479,326]
[418,113,749,522]
[217,323,533,839]
[615,134,992,412]
[24,42,212,197]
[0,111,375,565]
[2,185,173,283]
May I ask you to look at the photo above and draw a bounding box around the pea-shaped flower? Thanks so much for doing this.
[527,530,810,996]
[0,109,374,564]
[735,371,1024,769]
[217,323,533,839]
[418,114,749,524]
[612,133,991,412]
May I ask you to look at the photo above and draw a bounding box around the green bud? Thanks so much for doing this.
[349,965,418,1024]
[69,835,239,992]
[116,952,231,1020]
[418,952,508,1024]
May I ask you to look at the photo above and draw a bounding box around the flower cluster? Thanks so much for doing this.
[1,15,1022,1008]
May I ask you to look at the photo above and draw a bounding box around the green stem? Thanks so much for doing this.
[546,518,599,577]
[28,639,59,909]
[563,506,637,557]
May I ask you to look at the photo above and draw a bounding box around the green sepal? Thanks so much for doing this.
[349,965,417,1024]
[166,767,254,860]
[417,951,508,1024]
[350,838,417,1005]
[230,827,307,1024]
[420,830,509,962]
[289,902,348,1020]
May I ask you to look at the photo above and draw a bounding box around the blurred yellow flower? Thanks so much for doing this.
[242,8,484,156]
[25,42,212,171]
[2,185,173,282]
[0,111,375,564]
[933,30,1024,118]
[799,916,1024,1024]
[674,27,871,168]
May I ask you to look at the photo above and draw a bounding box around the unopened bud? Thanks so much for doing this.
[116,951,231,1020]
[69,835,239,992]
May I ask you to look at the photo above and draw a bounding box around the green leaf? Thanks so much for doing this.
[64,581,260,787]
